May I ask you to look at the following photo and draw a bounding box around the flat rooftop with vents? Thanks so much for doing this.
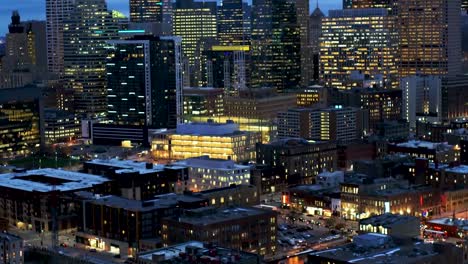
[0,168,110,193]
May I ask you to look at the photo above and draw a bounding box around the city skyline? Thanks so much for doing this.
[0,0,342,36]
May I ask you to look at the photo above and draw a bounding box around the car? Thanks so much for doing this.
[114,254,120,258]
[89,248,97,253]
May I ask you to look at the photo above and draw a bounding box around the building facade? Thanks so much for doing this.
[277,106,368,143]
[256,138,337,185]
[161,207,277,256]
[250,0,301,92]
[151,122,261,162]
[320,8,398,90]
[63,0,119,116]
[0,85,43,160]
[172,156,251,193]
[95,36,182,145]
[46,0,74,75]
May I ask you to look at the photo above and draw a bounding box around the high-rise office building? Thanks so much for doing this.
[400,75,442,129]
[0,85,43,159]
[251,0,301,92]
[3,11,35,72]
[398,0,462,77]
[130,0,163,23]
[321,9,398,89]
[297,0,310,87]
[278,106,368,143]
[93,36,182,145]
[309,4,324,83]
[63,0,119,116]
[343,0,394,11]
[204,45,250,92]
[0,12,48,88]
[46,0,75,76]
[173,0,217,86]
[217,0,250,45]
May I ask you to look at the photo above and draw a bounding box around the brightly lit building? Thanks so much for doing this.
[173,0,217,86]
[340,176,441,220]
[63,0,119,116]
[320,8,398,89]
[44,108,80,144]
[151,121,261,162]
[183,87,224,119]
[0,85,43,160]
[296,85,327,107]
[398,0,462,77]
[171,155,251,193]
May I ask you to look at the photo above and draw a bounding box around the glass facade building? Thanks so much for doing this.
[63,0,119,116]
[0,85,43,159]
[320,8,398,89]
[251,0,301,92]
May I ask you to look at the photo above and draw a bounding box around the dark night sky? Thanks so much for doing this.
[0,0,342,36]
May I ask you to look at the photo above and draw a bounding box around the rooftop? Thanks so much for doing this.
[86,159,168,174]
[444,165,468,174]
[76,192,205,212]
[167,207,275,226]
[0,169,109,193]
[395,140,452,150]
[359,213,420,228]
[169,122,250,136]
[138,241,259,263]
[309,234,447,263]
[172,156,250,171]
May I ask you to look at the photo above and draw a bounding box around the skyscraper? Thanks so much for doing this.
[107,36,182,128]
[204,45,250,93]
[3,11,35,72]
[397,0,462,77]
[400,75,442,129]
[296,0,310,86]
[309,4,324,83]
[46,0,75,76]
[320,9,398,89]
[173,0,217,86]
[343,0,394,10]
[217,0,250,45]
[129,0,172,23]
[92,36,182,145]
[251,0,301,92]
[63,0,119,116]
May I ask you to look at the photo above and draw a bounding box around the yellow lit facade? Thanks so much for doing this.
[397,0,461,77]
[320,9,398,89]
[151,130,261,162]
[173,1,217,66]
